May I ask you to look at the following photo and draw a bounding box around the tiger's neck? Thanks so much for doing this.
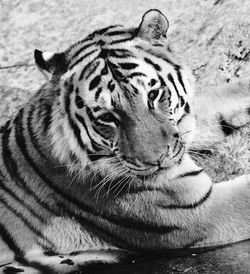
[1,81,204,208]
[0,83,211,251]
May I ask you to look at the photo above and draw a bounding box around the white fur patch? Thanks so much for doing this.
[42,51,54,61]
[24,246,121,274]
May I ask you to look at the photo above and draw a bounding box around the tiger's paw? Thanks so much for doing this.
[2,263,40,274]
[0,249,125,274]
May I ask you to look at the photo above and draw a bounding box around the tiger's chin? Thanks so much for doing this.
[85,146,186,197]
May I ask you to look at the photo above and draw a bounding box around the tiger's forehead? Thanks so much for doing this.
[66,24,179,80]
[67,40,163,108]
[68,25,135,66]
[64,25,187,111]
[73,55,160,111]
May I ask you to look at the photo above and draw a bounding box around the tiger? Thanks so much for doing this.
[0,9,250,274]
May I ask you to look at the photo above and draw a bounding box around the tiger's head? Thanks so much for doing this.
[35,10,196,187]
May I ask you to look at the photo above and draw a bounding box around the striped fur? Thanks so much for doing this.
[1,9,250,273]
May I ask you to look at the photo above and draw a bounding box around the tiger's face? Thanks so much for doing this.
[35,10,196,182]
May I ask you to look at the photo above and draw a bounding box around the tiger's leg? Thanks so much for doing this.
[204,174,250,245]
[0,248,125,274]
[191,174,250,247]
[156,161,250,248]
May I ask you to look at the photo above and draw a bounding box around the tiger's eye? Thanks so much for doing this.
[98,113,113,122]
[98,112,120,126]
[148,89,159,101]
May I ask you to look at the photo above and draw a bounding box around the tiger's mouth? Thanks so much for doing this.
[87,145,185,182]
[128,166,160,177]
[132,167,168,181]
[120,145,185,178]
[121,156,182,178]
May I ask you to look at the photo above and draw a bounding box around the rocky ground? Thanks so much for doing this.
[0,0,250,273]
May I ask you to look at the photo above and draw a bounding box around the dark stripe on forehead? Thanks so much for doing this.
[75,95,84,109]
[108,63,123,80]
[71,41,96,60]
[126,72,147,79]
[101,63,109,75]
[135,45,180,69]
[119,62,138,70]
[86,60,100,79]
[99,48,108,59]
[69,36,94,50]
[109,37,133,45]
[109,48,134,58]
[144,57,161,71]
[79,57,98,81]
[69,49,98,70]
[89,75,102,90]
[106,30,130,36]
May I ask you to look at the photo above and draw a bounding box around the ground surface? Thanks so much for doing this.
[1,0,250,273]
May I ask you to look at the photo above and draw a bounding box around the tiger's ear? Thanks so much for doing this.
[136,9,169,41]
[34,49,68,80]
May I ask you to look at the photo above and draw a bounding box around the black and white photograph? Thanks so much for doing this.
[0,1,250,273]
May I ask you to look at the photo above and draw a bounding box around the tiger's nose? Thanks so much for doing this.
[143,151,169,167]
